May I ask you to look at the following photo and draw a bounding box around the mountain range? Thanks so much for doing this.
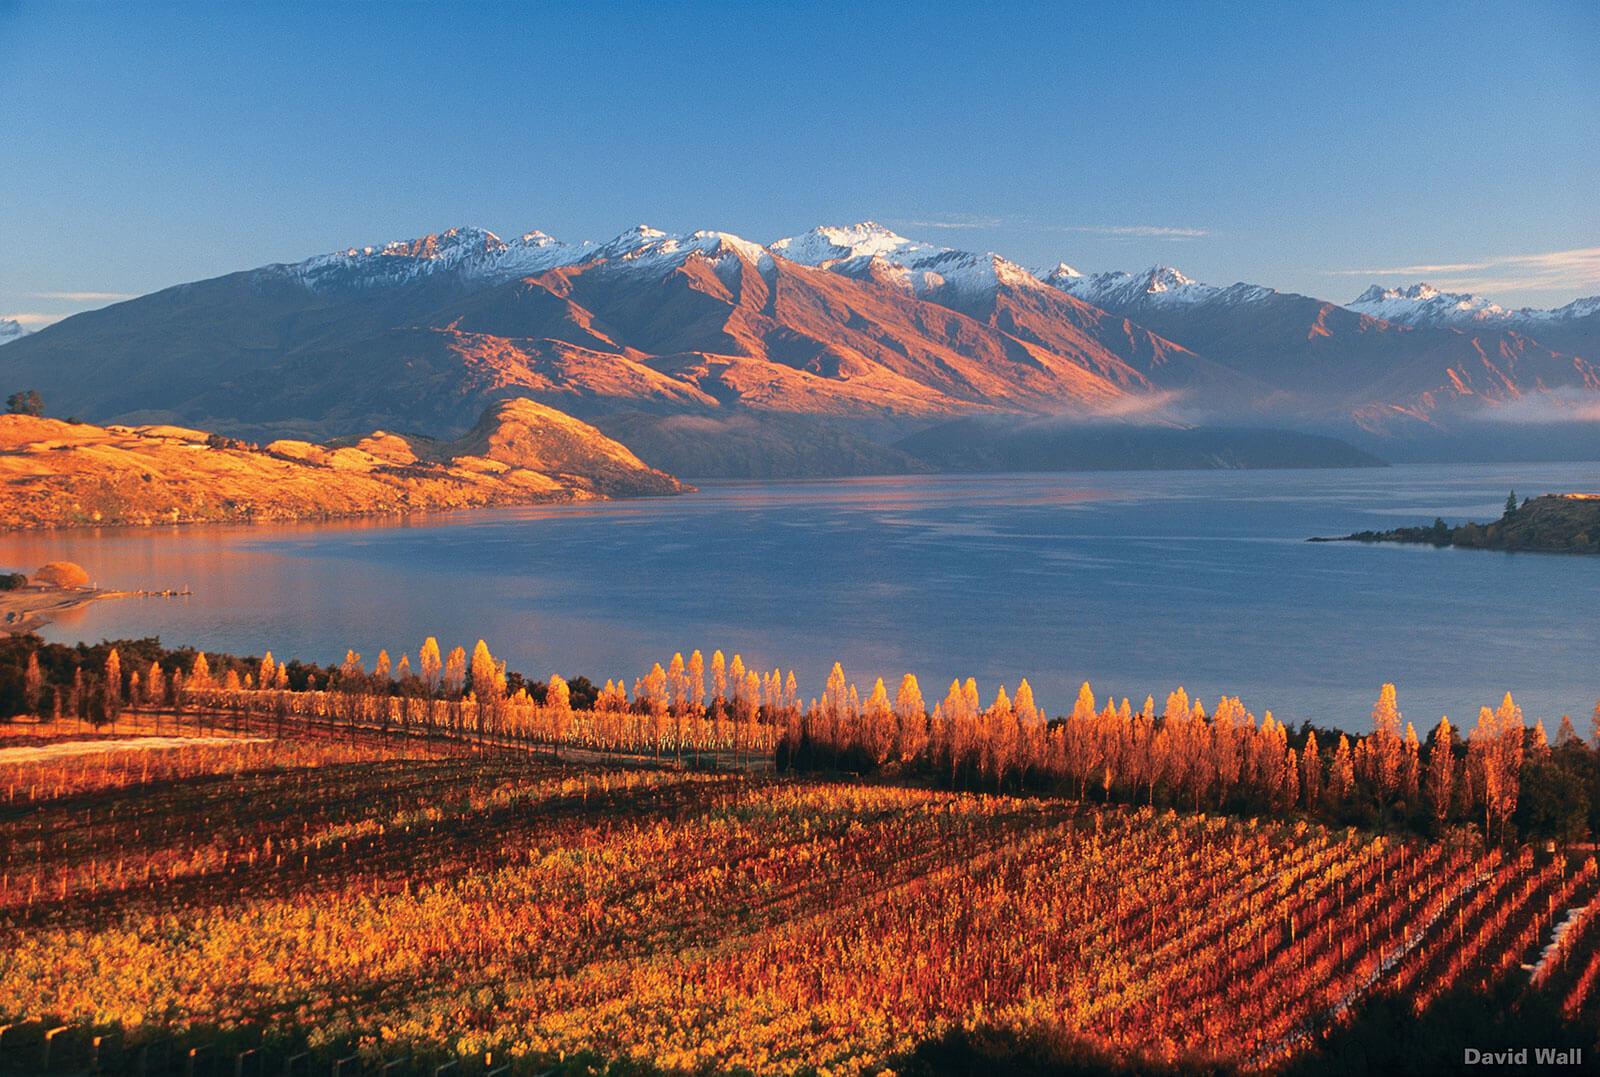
[2,222,1595,477]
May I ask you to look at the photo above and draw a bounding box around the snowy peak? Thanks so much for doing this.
[1344,282,1600,329]
[1346,283,1507,327]
[0,319,27,344]
[769,222,936,267]
[772,223,1043,302]
[591,227,772,272]
[284,222,784,293]
[1553,296,1600,320]
[290,226,589,292]
[1049,265,1222,309]
[1044,263,1084,283]
[1144,266,1196,292]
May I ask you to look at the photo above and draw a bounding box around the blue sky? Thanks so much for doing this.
[2,0,1596,328]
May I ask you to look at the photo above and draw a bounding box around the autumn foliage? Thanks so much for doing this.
[1,735,1596,1075]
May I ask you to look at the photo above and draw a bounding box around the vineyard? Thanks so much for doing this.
[1,725,1597,1075]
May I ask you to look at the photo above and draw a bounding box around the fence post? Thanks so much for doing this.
[42,1025,70,1071]
[92,1031,121,1074]
[282,1050,310,1077]
[332,1053,360,1077]
[235,1046,259,1077]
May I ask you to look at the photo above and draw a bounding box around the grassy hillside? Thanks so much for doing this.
[0,398,688,530]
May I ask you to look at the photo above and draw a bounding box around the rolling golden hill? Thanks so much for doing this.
[0,397,688,530]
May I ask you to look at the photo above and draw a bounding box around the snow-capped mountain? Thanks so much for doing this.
[1044,265,1277,310]
[7,220,1230,448]
[7,220,1599,475]
[583,226,774,276]
[0,319,27,345]
[289,226,592,292]
[283,219,1049,309]
[287,223,786,296]
[1346,283,1600,330]
[771,222,1041,303]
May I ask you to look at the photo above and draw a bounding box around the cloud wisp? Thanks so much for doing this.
[1331,247,1600,297]
[1476,387,1600,425]
[1052,225,1210,239]
[892,215,1007,230]
[2,313,65,327]
[886,215,1210,241]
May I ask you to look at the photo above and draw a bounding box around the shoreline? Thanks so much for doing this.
[0,585,137,636]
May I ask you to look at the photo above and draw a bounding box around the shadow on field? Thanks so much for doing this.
[1280,981,1597,1076]
[889,1025,1228,1077]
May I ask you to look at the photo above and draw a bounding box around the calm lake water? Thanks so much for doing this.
[3,463,1597,733]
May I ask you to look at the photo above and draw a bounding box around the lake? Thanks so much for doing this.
[2,462,1597,734]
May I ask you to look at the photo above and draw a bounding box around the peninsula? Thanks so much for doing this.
[0,397,689,531]
[1315,492,1600,553]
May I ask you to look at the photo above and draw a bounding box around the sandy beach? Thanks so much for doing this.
[0,584,126,635]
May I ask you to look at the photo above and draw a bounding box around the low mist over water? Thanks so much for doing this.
[4,462,1597,733]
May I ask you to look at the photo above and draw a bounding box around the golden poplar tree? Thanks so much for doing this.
[1065,683,1100,800]
[688,650,706,713]
[822,662,847,753]
[374,650,391,679]
[1467,707,1497,837]
[1098,701,1124,800]
[1212,696,1244,803]
[894,673,925,762]
[1425,717,1455,827]
[1491,693,1524,838]
[742,669,762,761]
[1329,735,1354,802]
[443,646,467,697]
[547,673,570,712]
[145,661,165,707]
[24,651,43,713]
[419,637,443,688]
[1280,747,1299,812]
[940,680,969,781]
[1367,684,1404,797]
[1400,722,1420,801]
[1555,715,1579,747]
[711,650,727,711]
[987,685,1017,788]
[667,653,687,713]
[104,648,122,713]
[1015,679,1040,769]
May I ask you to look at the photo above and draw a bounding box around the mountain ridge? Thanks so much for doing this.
[4,221,1597,475]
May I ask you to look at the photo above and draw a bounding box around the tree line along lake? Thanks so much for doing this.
[1,461,1596,734]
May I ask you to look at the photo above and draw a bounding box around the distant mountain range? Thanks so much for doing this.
[2,222,1595,477]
